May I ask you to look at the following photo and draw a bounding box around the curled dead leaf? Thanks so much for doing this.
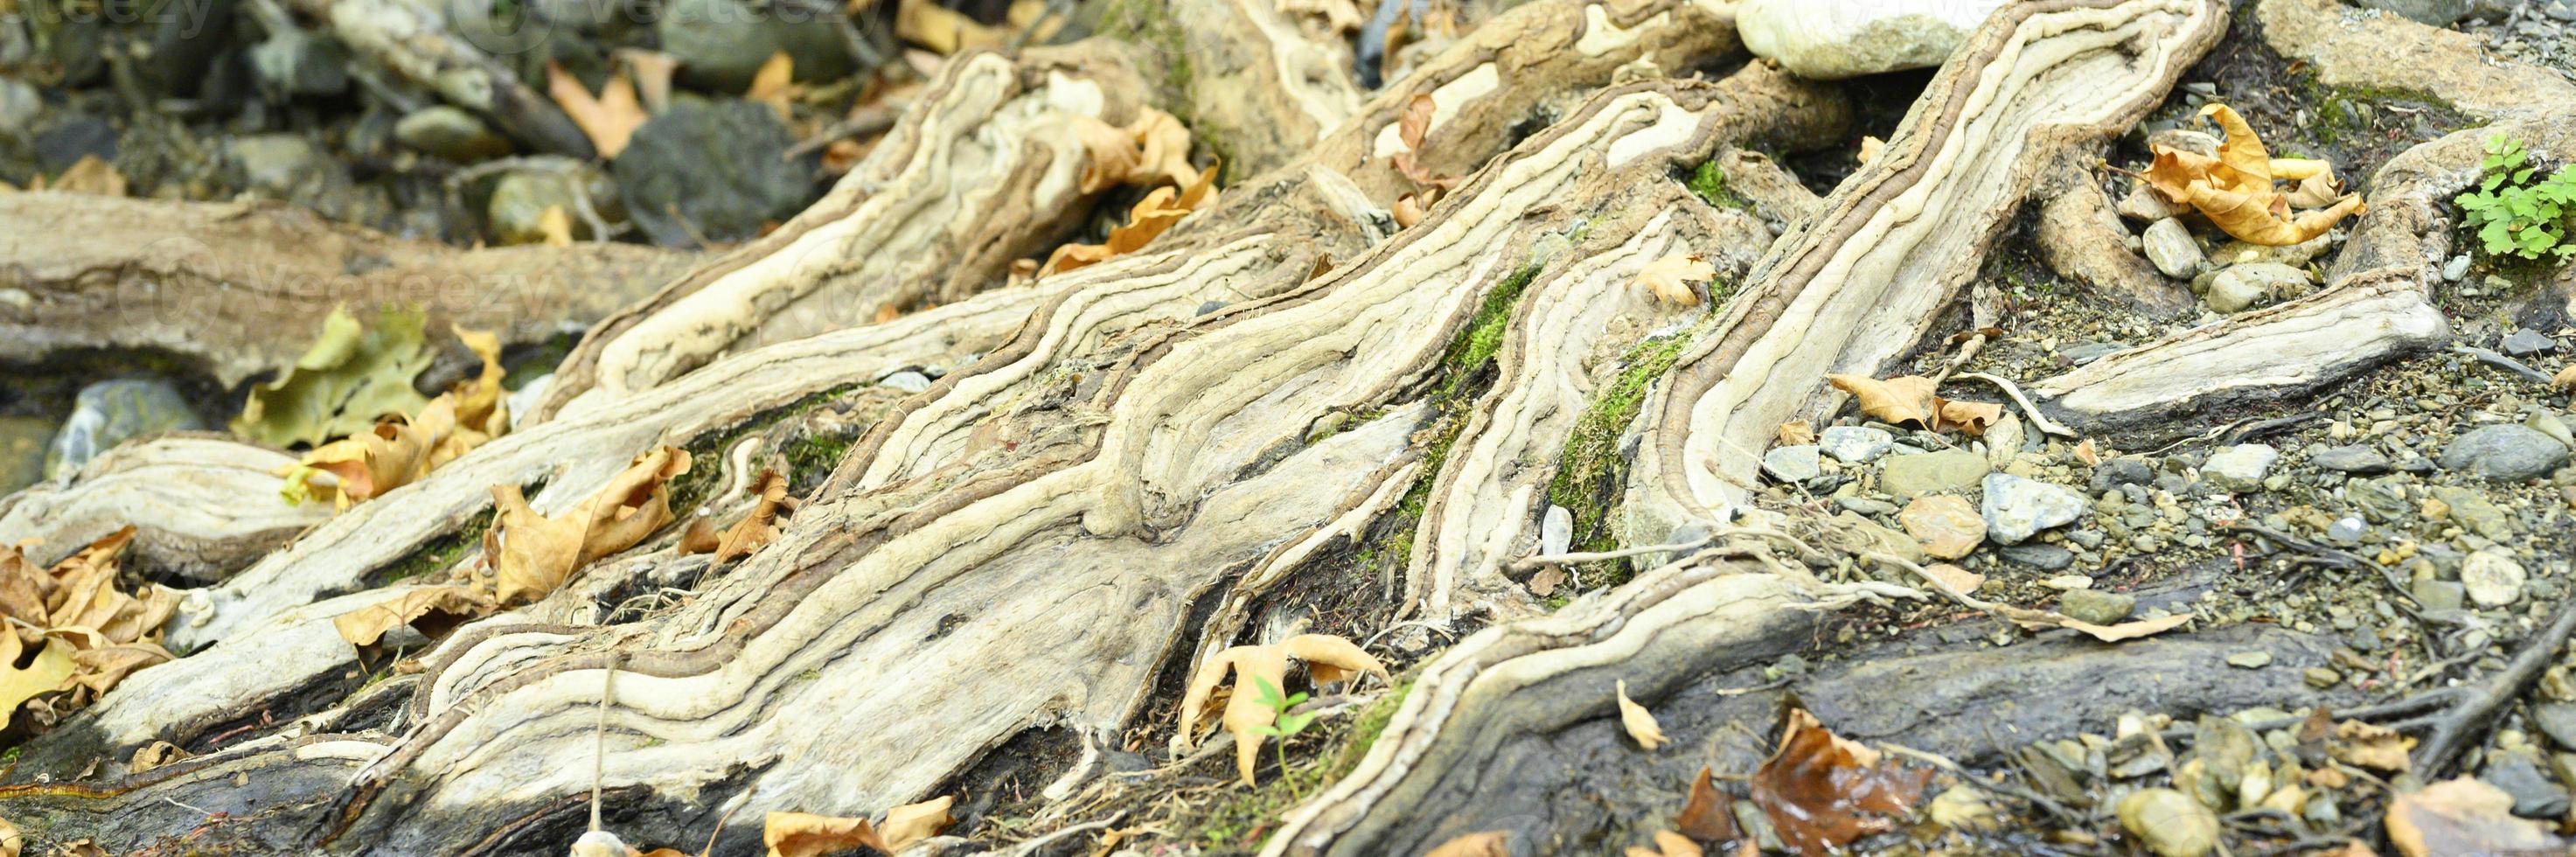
[1178,633,1388,785]
[1750,707,1929,856]
[489,446,692,604]
[1617,679,1667,750]
[1635,254,1714,307]
[880,796,957,852]
[1827,374,2002,435]
[1856,135,1884,166]
[746,52,796,121]
[0,528,178,719]
[1778,420,1816,447]
[762,811,887,857]
[711,470,797,564]
[1038,164,1220,277]
[2137,103,2365,246]
[1675,765,1741,843]
[281,325,508,511]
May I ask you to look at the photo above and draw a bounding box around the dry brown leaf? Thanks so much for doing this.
[1178,633,1388,785]
[2557,363,2576,393]
[128,740,191,775]
[895,0,1006,54]
[880,796,956,852]
[46,155,126,197]
[1624,830,1705,857]
[1616,679,1667,750]
[712,470,796,564]
[1398,93,1435,152]
[0,528,179,715]
[1826,374,2002,435]
[1635,254,1713,306]
[616,49,679,114]
[282,326,509,511]
[331,584,493,647]
[2284,169,2344,209]
[679,517,722,554]
[1526,566,1566,596]
[2384,777,2568,857]
[1675,765,1741,843]
[1072,115,1143,194]
[2072,438,2101,466]
[1855,136,1884,166]
[1750,707,1929,857]
[0,632,73,733]
[746,51,795,121]
[0,814,19,857]
[2333,720,2415,771]
[1423,831,1510,857]
[537,205,574,247]
[1127,108,1196,190]
[2138,103,2365,245]
[1778,420,1815,447]
[1038,164,1219,277]
[762,811,888,857]
[548,62,647,159]
[1392,192,1427,228]
[489,446,692,604]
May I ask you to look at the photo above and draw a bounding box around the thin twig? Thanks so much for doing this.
[591,653,618,833]
[2412,595,2576,777]
[1954,372,2077,436]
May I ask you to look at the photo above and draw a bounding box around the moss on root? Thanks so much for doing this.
[1190,680,1415,853]
[1684,160,1751,212]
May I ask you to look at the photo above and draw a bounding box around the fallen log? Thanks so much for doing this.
[0,195,694,387]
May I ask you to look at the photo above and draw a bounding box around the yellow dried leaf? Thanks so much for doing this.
[1828,373,1937,427]
[2334,720,2415,771]
[1391,193,1427,228]
[48,155,126,197]
[713,470,796,564]
[746,51,795,121]
[762,811,887,857]
[1778,420,1815,447]
[2139,103,2366,245]
[548,62,647,159]
[489,446,691,604]
[2072,438,2101,466]
[895,0,1006,54]
[1635,254,1713,306]
[1070,115,1143,194]
[280,325,507,510]
[2185,180,2365,246]
[1932,396,2002,436]
[0,632,73,732]
[1856,135,1884,166]
[2048,612,2192,642]
[2555,363,2576,392]
[537,205,574,247]
[1617,679,1667,750]
[1178,633,1387,785]
[881,796,956,852]
[2385,777,2566,857]
[1038,164,1219,277]
[331,585,493,647]
[1127,108,1195,190]
[1424,832,1510,857]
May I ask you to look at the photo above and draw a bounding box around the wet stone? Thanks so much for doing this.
[2311,445,2391,474]
[2502,329,2558,356]
[1881,449,1989,498]
[1819,425,1894,463]
[2440,424,2570,482]
[1764,444,1822,482]
[2058,589,2135,625]
[44,379,204,478]
[2199,443,2278,492]
[2000,543,2074,571]
[1981,473,2085,544]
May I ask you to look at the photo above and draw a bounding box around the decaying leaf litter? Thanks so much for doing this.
[4,0,2576,854]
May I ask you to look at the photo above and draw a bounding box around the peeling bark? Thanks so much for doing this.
[0,195,695,387]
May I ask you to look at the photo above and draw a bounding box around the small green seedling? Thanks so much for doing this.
[2454,134,2576,261]
[1246,675,1317,800]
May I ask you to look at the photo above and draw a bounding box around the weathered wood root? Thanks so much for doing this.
[2032,157,2194,314]
[0,436,327,583]
[1633,0,2228,533]
[0,70,1835,854]
[528,0,1745,423]
[0,195,695,387]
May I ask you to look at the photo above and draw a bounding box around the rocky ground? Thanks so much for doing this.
[3,0,2576,855]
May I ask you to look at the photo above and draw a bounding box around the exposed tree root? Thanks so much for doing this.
[0,436,327,583]
[2032,157,2194,314]
[0,195,695,387]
